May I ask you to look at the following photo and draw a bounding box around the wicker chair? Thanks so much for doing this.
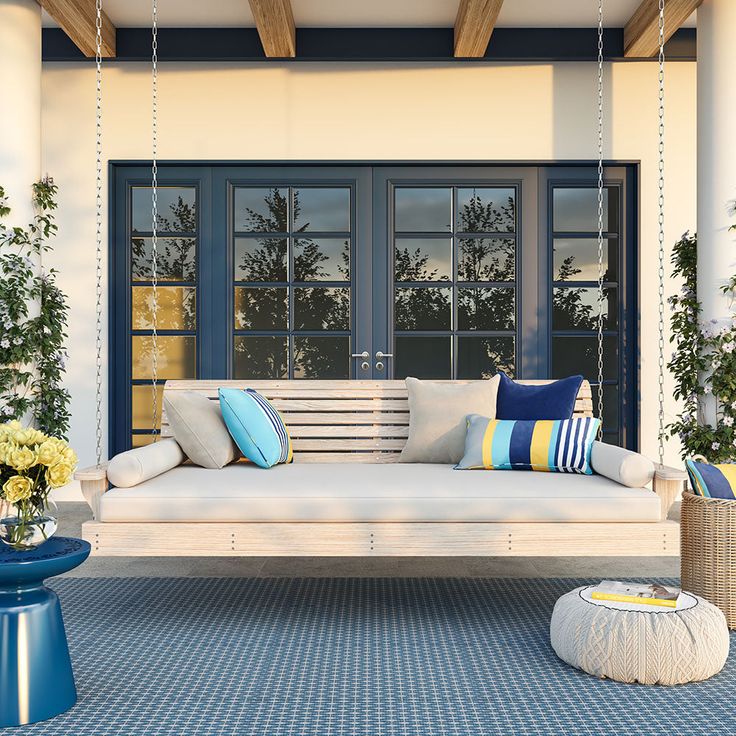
[681,491,736,628]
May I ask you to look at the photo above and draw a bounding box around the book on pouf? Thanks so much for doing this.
[591,580,682,608]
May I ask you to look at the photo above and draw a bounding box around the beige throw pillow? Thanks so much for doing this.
[164,391,239,469]
[399,376,500,464]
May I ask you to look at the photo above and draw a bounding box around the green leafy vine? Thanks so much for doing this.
[0,180,71,439]
[667,230,736,462]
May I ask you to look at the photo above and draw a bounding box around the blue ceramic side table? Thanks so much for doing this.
[0,536,90,727]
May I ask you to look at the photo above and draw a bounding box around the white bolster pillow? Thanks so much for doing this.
[590,441,655,488]
[107,438,186,488]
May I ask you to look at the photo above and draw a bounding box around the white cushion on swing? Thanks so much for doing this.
[98,461,661,523]
[591,441,655,488]
[107,438,186,488]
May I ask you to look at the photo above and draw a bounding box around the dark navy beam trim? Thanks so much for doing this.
[42,27,696,63]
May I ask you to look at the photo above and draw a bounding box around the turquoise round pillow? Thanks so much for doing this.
[218,388,293,468]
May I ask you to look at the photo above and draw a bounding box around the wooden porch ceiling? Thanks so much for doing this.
[38,0,700,61]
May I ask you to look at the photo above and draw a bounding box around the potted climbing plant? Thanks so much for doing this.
[0,179,74,548]
[667,229,736,463]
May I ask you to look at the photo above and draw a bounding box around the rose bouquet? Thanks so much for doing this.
[0,420,77,550]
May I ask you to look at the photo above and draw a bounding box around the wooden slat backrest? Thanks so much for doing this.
[162,380,593,463]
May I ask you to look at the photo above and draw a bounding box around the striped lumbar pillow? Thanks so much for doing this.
[219,388,293,469]
[455,415,600,474]
[686,459,736,499]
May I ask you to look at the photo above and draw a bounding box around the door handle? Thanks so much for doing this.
[351,351,370,359]
[375,351,393,360]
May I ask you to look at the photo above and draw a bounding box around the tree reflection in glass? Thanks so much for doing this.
[233,188,352,379]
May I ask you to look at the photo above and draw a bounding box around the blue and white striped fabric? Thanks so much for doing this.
[455,415,600,474]
[219,388,293,468]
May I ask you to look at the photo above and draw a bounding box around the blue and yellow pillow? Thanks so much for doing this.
[219,388,293,469]
[686,459,736,499]
[455,415,600,474]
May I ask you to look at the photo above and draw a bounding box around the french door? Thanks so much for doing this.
[110,163,636,456]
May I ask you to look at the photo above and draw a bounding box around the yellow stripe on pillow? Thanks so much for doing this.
[530,420,555,472]
[481,419,497,469]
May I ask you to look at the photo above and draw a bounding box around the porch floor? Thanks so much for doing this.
[56,503,679,579]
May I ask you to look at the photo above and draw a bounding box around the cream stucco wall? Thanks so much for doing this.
[40,61,696,498]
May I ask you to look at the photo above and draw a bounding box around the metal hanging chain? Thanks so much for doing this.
[657,0,666,465]
[595,0,605,439]
[94,0,104,466]
[150,0,160,441]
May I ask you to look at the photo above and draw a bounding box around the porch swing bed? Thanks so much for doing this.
[75,380,684,557]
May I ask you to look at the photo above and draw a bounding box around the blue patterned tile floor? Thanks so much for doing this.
[5,577,734,735]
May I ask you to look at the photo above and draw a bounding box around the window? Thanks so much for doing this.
[231,186,353,379]
[392,186,517,379]
[550,185,623,444]
[129,185,198,447]
[111,164,637,457]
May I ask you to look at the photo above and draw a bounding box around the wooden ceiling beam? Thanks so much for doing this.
[40,0,116,58]
[248,0,296,58]
[624,0,702,58]
[454,0,504,58]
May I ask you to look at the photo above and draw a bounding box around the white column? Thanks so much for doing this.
[0,0,41,226]
[697,0,736,325]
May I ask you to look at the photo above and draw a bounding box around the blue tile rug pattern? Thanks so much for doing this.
[5,577,734,736]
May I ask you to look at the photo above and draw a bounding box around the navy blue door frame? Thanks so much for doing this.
[110,162,638,457]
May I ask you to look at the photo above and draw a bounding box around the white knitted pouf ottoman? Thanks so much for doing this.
[550,586,730,685]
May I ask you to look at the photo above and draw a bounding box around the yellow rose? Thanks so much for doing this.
[61,447,78,465]
[27,429,48,446]
[0,441,16,465]
[3,475,34,504]
[46,461,74,488]
[37,440,62,466]
[9,446,37,471]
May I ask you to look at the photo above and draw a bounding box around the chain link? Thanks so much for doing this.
[94,0,104,466]
[596,0,605,440]
[150,0,160,441]
[657,0,666,466]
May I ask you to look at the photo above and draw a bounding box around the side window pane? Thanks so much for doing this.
[132,186,196,234]
[553,237,618,282]
[552,287,617,330]
[551,335,617,382]
[132,385,164,430]
[132,286,196,331]
[553,187,618,232]
[132,335,196,380]
[132,237,196,282]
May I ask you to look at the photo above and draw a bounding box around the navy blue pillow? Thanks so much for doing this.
[495,373,584,421]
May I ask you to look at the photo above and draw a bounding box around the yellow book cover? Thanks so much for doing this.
[590,592,678,608]
[591,580,681,608]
